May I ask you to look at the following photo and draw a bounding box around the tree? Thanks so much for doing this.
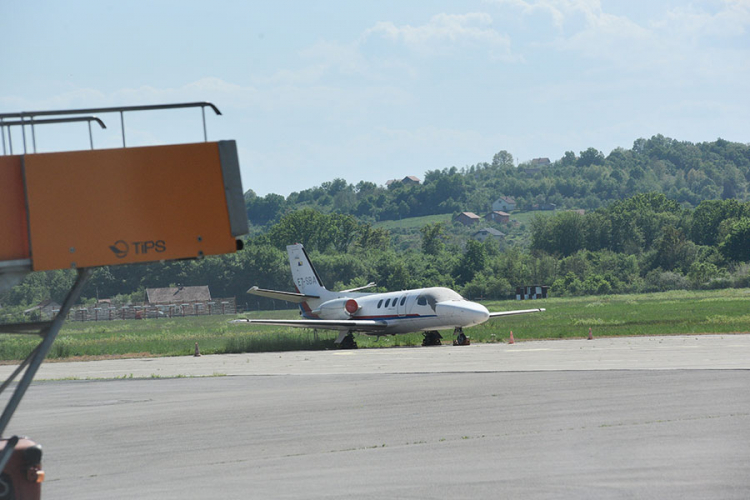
[420,223,445,255]
[492,150,514,169]
[578,147,605,167]
[719,218,750,262]
[455,240,487,284]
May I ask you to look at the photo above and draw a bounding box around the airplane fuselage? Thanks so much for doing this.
[299,286,490,335]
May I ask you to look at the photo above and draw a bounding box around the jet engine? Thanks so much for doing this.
[311,298,360,320]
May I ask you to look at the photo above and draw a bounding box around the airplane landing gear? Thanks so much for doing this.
[338,332,358,349]
[453,327,470,346]
[422,331,442,346]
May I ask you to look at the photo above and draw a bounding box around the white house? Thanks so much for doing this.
[492,196,516,212]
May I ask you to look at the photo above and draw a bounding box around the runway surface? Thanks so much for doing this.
[4,335,750,499]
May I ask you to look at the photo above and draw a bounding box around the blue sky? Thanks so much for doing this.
[2,0,749,196]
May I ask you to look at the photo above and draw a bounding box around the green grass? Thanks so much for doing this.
[467,288,750,342]
[373,213,453,231]
[1,288,749,361]
[507,210,555,226]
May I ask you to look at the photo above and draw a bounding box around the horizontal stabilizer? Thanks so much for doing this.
[246,286,319,303]
[230,318,388,333]
[489,308,545,318]
[339,282,376,293]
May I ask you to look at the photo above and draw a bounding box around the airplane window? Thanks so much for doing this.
[400,296,406,306]
[377,299,383,308]
[384,298,390,307]
[417,296,427,306]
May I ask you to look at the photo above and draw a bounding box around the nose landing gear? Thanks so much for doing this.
[453,327,470,346]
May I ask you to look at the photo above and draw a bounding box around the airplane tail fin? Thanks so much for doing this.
[287,244,328,297]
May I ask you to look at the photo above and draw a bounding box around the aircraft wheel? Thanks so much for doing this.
[338,333,358,349]
[422,331,442,346]
[452,327,470,346]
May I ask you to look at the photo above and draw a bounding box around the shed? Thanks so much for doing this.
[472,227,506,242]
[485,211,510,224]
[455,212,480,226]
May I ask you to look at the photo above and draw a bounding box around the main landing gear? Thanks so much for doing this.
[422,331,443,346]
[453,327,470,346]
[338,332,358,349]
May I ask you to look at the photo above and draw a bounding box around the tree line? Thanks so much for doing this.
[245,135,750,226]
[3,193,750,320]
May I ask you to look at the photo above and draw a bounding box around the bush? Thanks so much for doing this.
[644,269,689,292]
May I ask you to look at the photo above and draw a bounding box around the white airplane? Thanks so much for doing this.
[231,244,545,348]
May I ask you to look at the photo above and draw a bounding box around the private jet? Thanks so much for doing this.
[231,244,544,347]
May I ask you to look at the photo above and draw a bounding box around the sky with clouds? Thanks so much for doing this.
[2,0,749,196]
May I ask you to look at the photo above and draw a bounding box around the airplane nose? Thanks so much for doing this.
[436,301,490,326]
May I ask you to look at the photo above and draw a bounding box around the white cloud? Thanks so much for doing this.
[657,1,750,39]
[363,12,521,62]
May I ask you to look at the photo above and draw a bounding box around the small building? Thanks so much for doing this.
[485,211,510,224]
[23,299,61,319]
[146,286,211,304]
[532,203,557,211]
[530,158,551,165]
[492,196,516,212]
[455,212,480,226]
[516,285,550,300]
[472,227,505,242]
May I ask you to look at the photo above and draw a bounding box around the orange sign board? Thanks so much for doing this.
[23,142,244,271]
[0,155,31,262]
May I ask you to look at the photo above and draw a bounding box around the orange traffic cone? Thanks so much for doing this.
[588,327,593,340]
[509,331,515,344]
[194,342,201,357]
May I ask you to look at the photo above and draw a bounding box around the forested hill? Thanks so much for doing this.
[245,135,750,226]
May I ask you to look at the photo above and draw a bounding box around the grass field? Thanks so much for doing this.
[1,288,749,362]
[373,213,453,230]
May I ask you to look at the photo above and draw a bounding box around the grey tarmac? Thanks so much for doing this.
[3,334,750,499]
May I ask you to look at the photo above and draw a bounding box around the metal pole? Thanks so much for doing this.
[0,437,19,475]
[31,117,37,153]
[201,106,207,142]
[0,268,92,437]
[120,111,126,147]
[1,118,6,155]
[20,117,27,155]
[0,344,43,396]
[88,121,94,150]
[7,127,12,155]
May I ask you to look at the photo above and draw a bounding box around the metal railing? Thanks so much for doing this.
[0,116,107,154]
[0,101,221,155]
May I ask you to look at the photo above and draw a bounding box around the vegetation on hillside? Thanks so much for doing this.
[245,135,750,226]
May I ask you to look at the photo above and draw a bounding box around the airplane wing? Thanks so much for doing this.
[489,308,545,318]
[229,318,389,332]
[246,286,319,303]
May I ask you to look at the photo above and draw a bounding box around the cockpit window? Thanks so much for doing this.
[426,288,463,302]
[415,288,463,311]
